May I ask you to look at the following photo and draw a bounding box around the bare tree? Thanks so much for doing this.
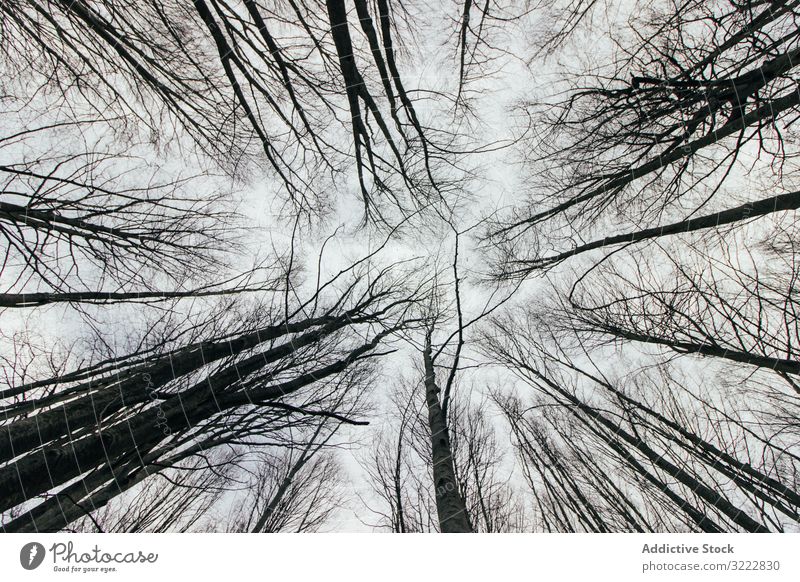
[227,445,344,533]
[489,0,800,278]
[483,308,800,532]
[362,376,528,532]
[69,456,235,533]
[360,380,438,532]
[4,0,800,535]
[1,0,473,221]
[362,226,526,533]
[0,259,425,532]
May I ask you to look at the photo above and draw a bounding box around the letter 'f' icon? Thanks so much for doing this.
[20,542,46,570]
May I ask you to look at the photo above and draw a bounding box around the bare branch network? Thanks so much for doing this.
[0,0,798,533]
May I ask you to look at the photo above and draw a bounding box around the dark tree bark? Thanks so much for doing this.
[422,335,472,533]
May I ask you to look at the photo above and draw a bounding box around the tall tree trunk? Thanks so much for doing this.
[423,336,472,533]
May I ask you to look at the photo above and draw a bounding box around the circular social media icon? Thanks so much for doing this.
[20,542,46,570]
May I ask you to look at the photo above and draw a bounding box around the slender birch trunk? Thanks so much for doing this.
[423,335,472,533]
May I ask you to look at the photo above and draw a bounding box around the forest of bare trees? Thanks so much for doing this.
[1,0,798,533]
